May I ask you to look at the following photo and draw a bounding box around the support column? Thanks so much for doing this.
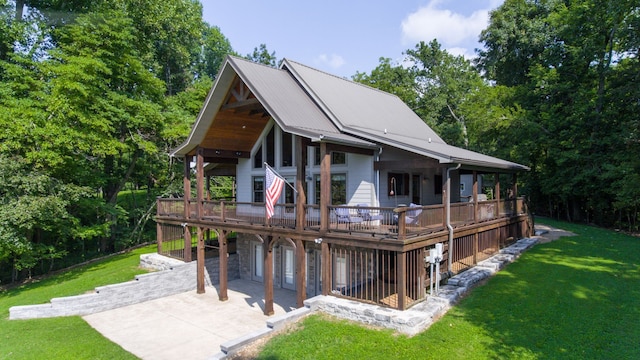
[512,173,518,215]
[494,173,501,216]
[296,136,307,231]
[319,142,330,232]
[263,236,274,316]
[295,238,306,308]
[218,230,228,301]
[183,154,193,263]
[196,147,204,219]
[196,227,205,294]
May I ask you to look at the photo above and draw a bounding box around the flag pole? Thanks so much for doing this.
[264,162,298,193]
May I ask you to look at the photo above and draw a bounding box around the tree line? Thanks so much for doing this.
[1,0,638,283]
[356,0,639,232]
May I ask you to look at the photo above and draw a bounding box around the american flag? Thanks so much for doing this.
[265,166,285,219]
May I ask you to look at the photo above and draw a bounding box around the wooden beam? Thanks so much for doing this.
[222,97,260,110]
[196,148,204,219]
[183,155,192,220]
[200,148,250,159]
[184,225,192,263]
[218,230,228,301]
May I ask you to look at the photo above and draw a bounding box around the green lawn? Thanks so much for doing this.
[0,244,156,359]
[256,218,640,359]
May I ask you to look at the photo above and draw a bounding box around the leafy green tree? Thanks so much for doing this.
[194,24,235,79]
[246,43,279,67]
[477,0,640,228]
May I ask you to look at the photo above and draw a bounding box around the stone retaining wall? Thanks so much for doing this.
[9,253,239,320]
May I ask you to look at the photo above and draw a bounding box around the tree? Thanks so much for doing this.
[477,0,640,227]
[246,43,279,67]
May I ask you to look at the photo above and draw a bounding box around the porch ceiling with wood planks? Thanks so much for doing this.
[197,77,270,158]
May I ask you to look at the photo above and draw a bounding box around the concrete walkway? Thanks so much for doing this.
[83,280,297,360]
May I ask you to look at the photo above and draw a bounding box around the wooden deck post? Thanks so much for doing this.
[295,238,306,308]
[196,147,204,219]
[264,236,274,315]
[218,230,228,301]
[397,251,406,310]
[183,155,192,220]
[319,142,330,232]
[296,136,307,231]
[512,173,518,216]
[196,227,205,294]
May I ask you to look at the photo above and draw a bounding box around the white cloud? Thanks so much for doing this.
[315,54,346,69]
[401,1,490,50]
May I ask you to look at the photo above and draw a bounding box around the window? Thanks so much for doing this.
[434,175,443,194]
[388,173,409,196]
[315,174,347,205]
[254,126,276,168]
[253,146,263,168]
[284,177,295,204]
[314,149,346,166]
[266,127,275,166]
[253,177,264,203]
[281,132,293,167]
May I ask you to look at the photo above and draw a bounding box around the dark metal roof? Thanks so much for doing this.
[172,55,528,172]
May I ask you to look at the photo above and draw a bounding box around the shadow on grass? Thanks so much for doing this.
[444,222,640,359]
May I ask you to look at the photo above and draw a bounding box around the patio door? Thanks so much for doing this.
[251,241,263,282]
[311,250,322,296]
[281,245,295,290]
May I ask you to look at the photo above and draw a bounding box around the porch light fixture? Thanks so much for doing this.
[314,238,323,244]
[215,149,222,155]
[389,177,396,196]
[235,151,242,156]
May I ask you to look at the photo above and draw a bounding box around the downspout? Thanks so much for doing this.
[446,163,461,272]
[375,147,383,204]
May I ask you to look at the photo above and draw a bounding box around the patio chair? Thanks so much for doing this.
[406,203,423,225]
[356,204,384,222]
[335,206,363,230]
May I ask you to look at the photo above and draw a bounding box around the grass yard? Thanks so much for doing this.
[0,244,155,359]
[255,218,640,359]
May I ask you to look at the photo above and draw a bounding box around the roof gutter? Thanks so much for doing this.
[446,163,461,273]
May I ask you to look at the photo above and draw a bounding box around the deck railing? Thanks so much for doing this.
[156,197,527,239]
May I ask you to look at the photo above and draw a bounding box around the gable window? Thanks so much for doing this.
[253,177,264,203]
[253,147,263,168]
[314,149,346,166]
[266,127,275,166]
[315,174,347,205]
[388,173,409,196]
[281,132,293,167]
[254,126,276,168]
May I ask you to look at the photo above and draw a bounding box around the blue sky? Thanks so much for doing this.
[201,0,504,78]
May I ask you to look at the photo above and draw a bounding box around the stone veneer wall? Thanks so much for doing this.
[9,253,239,320]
